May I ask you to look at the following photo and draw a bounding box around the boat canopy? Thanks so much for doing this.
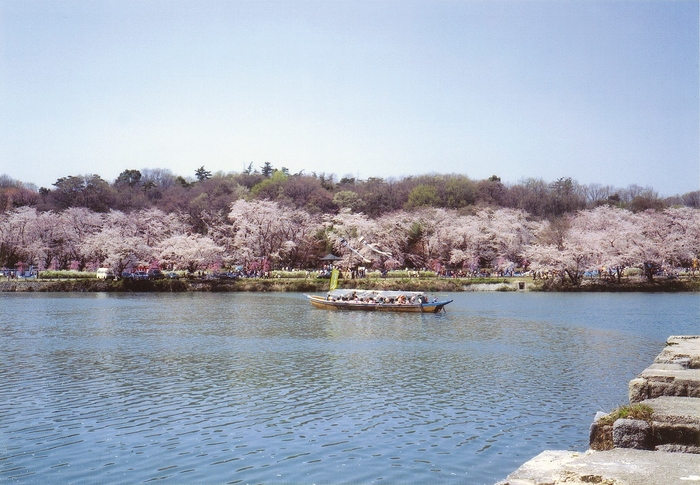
[327,289,425,299]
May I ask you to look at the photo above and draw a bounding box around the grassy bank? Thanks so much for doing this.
[1,276,698,293]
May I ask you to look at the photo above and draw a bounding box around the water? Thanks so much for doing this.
[1,291,698,484]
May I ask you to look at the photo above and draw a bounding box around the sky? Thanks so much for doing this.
[0,0,698,196]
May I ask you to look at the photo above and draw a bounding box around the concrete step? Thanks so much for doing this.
[630,336,700,403]
[498,449,700,485]
[644,396,700,453]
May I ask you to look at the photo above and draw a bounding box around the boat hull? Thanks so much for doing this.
[306,294,452,313]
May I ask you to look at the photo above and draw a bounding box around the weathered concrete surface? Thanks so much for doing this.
[497,450,582,485]
[644,396,700,453]
[644,396,700,420]
[499,449,700,485]
[630,336,700,403]
[655,336,700,369]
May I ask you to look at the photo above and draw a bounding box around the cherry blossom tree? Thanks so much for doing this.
[482,208,535,272]
[1,194,697,282]
[52,208,104,269]
[654,207,700,269]
[158,234,224,272]
[627,208,700,280]
[373,210,415,267]
[25,210,61,270]
[444,218,479,273]
[281,210,322,268]
[419,209,463,271]
[567,206,636,282]
[81,227,153,274]
[0,207,39,268]
[325,209,383,268]
[523,214,597,285]
[77,208,189,272]
[376,208,453,269]
[445,208,535,274]
[0,207,76,269]
[131,208,188,247]
[523,206,700,283]
[81,210,157,272]
[0,208,63,270]
[206,213,239,268]
[225,199,321,268]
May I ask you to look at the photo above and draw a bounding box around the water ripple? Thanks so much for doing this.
[1,292,697,484]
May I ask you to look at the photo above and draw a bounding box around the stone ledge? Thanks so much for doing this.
[644,396,700,425]
[499,449,700,485]
[656,336,700,368]
[629,336,700,403]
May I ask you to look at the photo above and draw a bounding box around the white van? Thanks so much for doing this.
[96,268,116,280]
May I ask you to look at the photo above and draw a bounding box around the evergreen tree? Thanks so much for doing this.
[195,166,212,181]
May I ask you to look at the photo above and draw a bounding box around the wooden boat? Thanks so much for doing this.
[305,289,453,313]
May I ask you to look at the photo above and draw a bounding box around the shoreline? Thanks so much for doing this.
[498,336,700,485]
[1,276,698,293]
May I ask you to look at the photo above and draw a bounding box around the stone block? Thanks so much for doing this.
[613,419,652,450]
[653,422,700,450]
[629,377,648,403]
[648,380,686,399]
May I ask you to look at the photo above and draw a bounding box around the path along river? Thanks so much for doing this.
[1,292,698,484]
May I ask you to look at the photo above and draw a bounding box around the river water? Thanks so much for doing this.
[1,291,698,484]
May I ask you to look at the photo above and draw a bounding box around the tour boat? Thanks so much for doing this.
[305,289,453,313]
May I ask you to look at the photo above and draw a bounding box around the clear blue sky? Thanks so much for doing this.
[1,0,698,196]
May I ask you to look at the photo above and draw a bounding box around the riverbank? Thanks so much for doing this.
[1,276,698,292]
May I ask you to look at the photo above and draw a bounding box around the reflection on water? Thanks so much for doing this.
[1,292,697,484]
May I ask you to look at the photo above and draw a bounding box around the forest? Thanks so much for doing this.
[1,164,699,286]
